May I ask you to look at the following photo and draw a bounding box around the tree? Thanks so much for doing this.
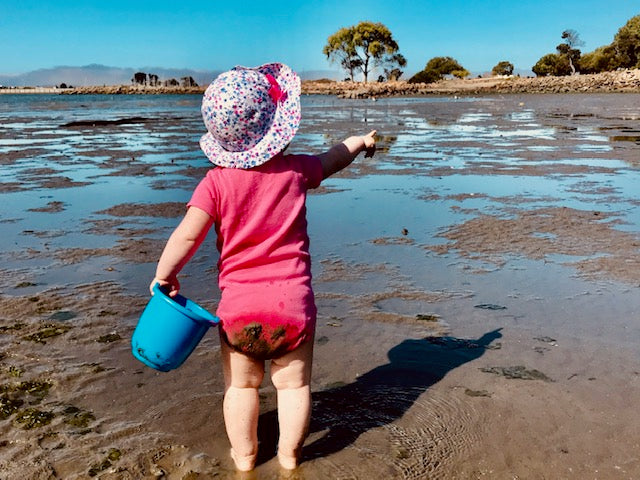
[580,45,619,73]
[558,29,584,74]
[532,29,583,76]
[492,61,514,76]
[132,72,147,85]
[407,69,440,84]
[612,15,640,68]
[323,27,360,81]
[383,53,407,80]
[532,53,568,76]
[451,68,470,79]
[181,76,197,87]
[408,56,467,83]
[324,21,402,82]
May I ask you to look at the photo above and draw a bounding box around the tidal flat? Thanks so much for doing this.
[0,93,639,478]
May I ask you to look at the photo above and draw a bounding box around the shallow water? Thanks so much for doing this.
[1,93,640,478]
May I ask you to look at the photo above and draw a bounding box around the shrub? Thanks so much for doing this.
[492,61,514,76]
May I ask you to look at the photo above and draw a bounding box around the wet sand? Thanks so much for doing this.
[1,93,640,478]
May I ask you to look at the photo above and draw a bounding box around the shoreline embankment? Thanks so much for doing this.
[1,69,639,97]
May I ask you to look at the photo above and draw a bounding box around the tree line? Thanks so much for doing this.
[131,72,198,87]
[325,15,640,82]
[533,16,640,76]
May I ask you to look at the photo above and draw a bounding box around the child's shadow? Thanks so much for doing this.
[257,328,502,465]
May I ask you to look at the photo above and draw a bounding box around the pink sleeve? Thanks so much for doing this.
[187,172,218,220]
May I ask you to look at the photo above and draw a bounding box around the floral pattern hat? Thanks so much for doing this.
[200,62,301,169]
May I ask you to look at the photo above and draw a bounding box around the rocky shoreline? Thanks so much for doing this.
[1,69,639,97]
[302,68,640,98]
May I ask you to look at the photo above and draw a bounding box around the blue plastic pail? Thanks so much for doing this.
[131,284,219,372]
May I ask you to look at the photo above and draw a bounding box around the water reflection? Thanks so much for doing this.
[1,93,639,293]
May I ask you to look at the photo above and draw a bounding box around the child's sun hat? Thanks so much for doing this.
[200,62,301,169]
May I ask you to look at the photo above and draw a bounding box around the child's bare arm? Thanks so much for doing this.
[150,206,214,297]
[317,130,376,179]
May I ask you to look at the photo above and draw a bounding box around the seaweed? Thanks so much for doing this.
[23,323,72,344]
[14,408,55,429]
[480,365,552,382]
[474,303,507,310]
[7,366,23,378]
[416,313,439,322]
[0,322,26,333]
[88,459,112,477]
[13,380,52,402]
[63,405,96,429]
[0,395,24,419]
[96,333,121,343]
[88,448,122,477]
[464,388,492,397]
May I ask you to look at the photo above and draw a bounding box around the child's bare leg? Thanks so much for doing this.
[270,339,314,469]
[220,333,265,472]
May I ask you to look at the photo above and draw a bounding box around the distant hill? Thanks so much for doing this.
[0,64,222,87]
[0,64,342,87]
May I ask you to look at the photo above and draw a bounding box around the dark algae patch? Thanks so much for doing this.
[474,303,507,310]
[63,405,96,432]
[23,323,72,343]
[7,365,23,378]
[88,448,123,477]
[96,332,122,343]
[14,408,55,429]
[0,379,53,402]
[481,365,552,382]
[0,395,24,419]
[0,322,26,333]
[464,388,492,397]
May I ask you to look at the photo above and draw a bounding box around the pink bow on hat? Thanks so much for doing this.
[265,74,287,103]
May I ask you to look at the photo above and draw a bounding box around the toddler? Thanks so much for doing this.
[149,62,375,471]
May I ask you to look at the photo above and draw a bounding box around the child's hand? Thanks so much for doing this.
[150,276,180,298]
[363,130,376,158]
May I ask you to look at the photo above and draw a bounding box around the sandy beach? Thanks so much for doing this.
[1,91,639,479]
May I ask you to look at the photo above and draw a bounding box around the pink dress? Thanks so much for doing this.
[187,152,323,359]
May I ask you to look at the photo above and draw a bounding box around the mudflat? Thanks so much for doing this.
[0,92,639,479]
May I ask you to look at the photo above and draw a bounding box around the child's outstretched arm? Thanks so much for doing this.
[318,130,376,179]
[149,206,214,297]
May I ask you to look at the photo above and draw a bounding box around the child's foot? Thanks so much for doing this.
[277,451,298,470]
[230,448,257,472]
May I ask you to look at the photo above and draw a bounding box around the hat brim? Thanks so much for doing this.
[200,63,301,169]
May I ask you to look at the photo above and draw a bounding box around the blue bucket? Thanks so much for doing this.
[131,284,219,372]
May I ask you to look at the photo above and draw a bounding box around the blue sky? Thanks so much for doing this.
[1,0,638,76]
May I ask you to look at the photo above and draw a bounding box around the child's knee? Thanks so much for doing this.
[227,371,264,389]
[271,365,309,390]
[270,341,313,390]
